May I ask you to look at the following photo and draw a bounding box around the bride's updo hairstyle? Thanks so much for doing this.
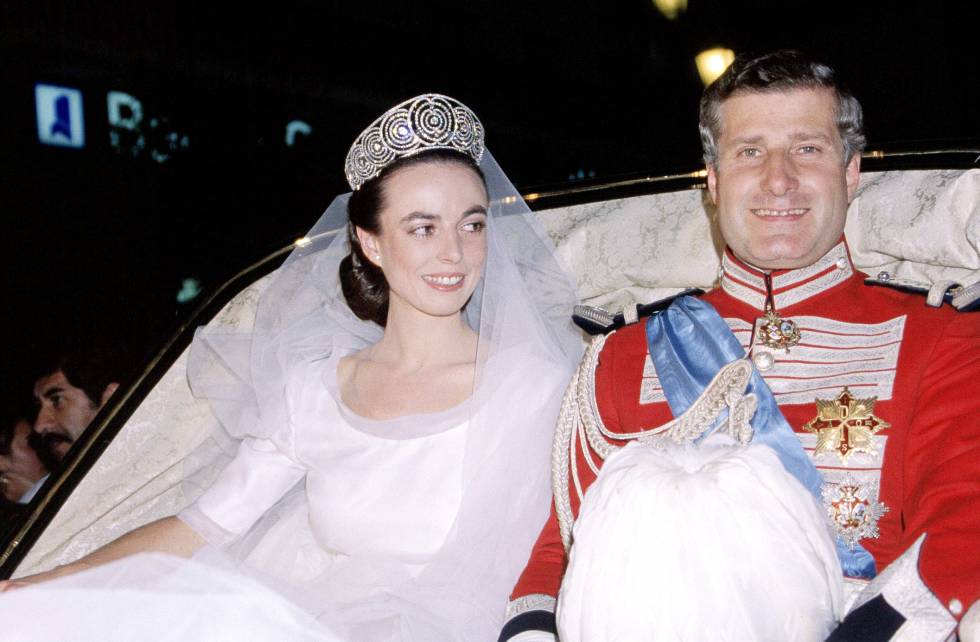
[340,149,486,326]
[339,94,487,327]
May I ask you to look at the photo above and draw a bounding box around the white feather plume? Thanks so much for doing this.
[557,436,843,641]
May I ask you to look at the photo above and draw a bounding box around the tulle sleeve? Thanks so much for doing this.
[179,363,312,548]
[178,436,306,548]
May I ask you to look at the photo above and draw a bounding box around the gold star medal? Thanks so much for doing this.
[803,387,890,463]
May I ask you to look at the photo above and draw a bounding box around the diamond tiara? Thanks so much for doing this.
[344,93,485,190]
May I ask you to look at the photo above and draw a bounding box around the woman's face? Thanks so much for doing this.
[357,161,488,321]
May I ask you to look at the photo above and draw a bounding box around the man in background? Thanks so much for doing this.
[0,409,48,504]
[32,343,124,466]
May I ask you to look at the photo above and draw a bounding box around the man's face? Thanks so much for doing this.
[0,420,47,483]
[32,370,101,460]
[706,87,861,271]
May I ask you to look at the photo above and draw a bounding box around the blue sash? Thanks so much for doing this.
[646,296,876,578]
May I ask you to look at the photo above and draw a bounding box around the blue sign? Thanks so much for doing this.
[35,83,85,148]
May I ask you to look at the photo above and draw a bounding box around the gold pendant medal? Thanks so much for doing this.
[759,306,801,350]
[757,272,801,351]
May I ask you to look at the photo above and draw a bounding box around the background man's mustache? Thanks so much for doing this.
[27,430,69,472]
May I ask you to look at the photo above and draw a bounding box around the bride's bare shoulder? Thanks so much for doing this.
[335,346,373,384]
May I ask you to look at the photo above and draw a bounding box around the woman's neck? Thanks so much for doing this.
[371,303,477,369]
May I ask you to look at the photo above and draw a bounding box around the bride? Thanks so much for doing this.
[0,94,582,641]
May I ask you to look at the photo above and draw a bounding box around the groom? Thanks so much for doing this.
[500,50,980,641]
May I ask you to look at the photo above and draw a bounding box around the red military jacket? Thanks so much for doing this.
[509,241,980,623]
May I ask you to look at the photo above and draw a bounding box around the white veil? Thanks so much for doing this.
[185,149,583,640]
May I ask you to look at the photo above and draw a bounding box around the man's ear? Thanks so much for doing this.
[99,382,119,409]
[706,165,719,205]
[355,226,382,267]
[845,152,861,202]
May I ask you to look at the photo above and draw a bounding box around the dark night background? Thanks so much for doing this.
[1,1,977,407]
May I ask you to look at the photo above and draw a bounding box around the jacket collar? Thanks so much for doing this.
[720,240,853,310]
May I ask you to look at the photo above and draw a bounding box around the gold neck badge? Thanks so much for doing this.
[757,272,800,351]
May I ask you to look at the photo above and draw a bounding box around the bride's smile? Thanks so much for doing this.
[357,161,489,322]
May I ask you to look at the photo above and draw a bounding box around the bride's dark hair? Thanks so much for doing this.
[339,149,486,326]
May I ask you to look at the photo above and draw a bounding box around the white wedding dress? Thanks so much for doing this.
[1,348,568,641]
[0,146,583,641]
[183,349,470,569]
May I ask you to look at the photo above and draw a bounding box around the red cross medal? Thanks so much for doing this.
[803,387,890,463]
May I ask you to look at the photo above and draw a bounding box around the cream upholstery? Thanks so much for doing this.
[16,168,978,576]
[536,168,980,311]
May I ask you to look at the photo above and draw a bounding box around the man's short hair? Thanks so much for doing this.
[699,49,866,168]
[34,339,132,408]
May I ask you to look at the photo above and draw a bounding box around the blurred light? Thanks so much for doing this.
[176,278,202,304]
[695,48,735,86]
[285,120,312,147]
[35,84,85,148]
[567,168,596,182]
[652,0,687,20]
[107,91,143,131]
[294,236,312,248]
[107,90,188,162]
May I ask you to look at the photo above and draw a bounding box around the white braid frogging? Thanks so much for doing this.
[551,331,759,552]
